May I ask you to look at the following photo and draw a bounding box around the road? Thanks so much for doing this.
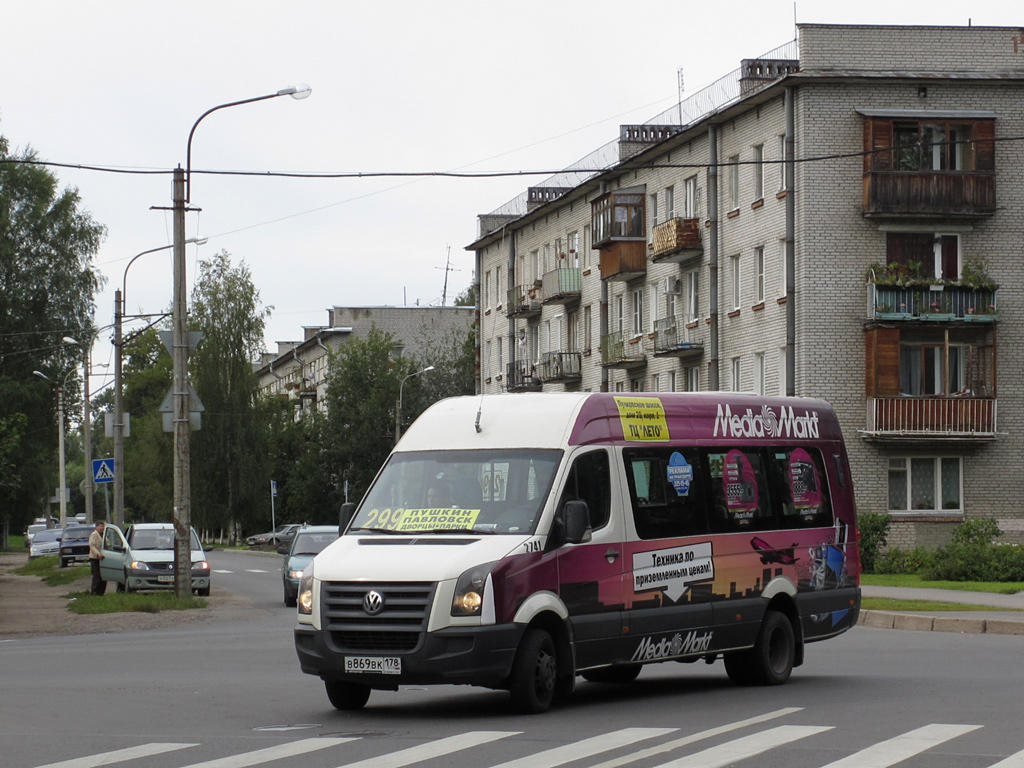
[2,548,1024,768]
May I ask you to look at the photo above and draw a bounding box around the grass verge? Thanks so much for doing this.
[861,597,1017,612]
[861,573,1024,594]
[63,591,207,615]
[13,556,90,586]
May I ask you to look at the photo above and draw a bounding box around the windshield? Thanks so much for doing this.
[34,530,62,542]
[129,528,202,551]
[61,527,93,541]
[352,449,562,535]
[291,532,338,556]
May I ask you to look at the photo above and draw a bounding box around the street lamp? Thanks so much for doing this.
[171,85,311,597]
[395,366,434,446]
[33,369,71,527]
[112,237,206,528]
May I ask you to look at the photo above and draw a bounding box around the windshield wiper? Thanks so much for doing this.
[413,528,494,535]
[348,527,404,535]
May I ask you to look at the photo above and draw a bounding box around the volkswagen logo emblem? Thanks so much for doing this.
[363,590,385,615]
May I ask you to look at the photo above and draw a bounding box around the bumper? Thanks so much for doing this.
[294,622,525,689]
[127,573,211,591]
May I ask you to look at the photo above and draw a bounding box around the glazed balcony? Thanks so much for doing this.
[601,330,647,368]
[651,315,705,359]
[505,360,541,392]
[650,218,702,263]
[867,283,998,322]
[541,268,582,305]
[863,171,995,219]
[864,397,997,440]
[507,284,541,318]
[537,350,582,383]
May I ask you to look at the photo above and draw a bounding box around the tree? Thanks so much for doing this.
[0,135,105,526]
[188,251,272,540]
[407,323,476,421]
[453,281,477,307]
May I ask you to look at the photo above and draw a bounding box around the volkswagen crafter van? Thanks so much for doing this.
[293,392,860,713]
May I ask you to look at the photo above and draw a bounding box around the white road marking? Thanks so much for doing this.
[652,725,833,768]
[33,743,197,768]
[178,737,357,768]
[819,723,983,768]
[990,748,1024,767]
[491,728,676,768]
[335,731,518,768]
[245,569,269,574]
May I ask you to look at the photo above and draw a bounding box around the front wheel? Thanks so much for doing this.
[196,586,210,597]
[284,592,297,608]
[725,609,795,686]
[124,572,135,594]
[325,680,370,710]
[509,627,558,714]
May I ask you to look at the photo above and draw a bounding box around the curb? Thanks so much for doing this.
[859,609,1024,636]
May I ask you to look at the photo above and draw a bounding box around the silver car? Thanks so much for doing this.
[99,522,211,596]
[28,528,63,559]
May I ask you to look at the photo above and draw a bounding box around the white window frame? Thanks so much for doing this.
[730,254,741,310]
[752,143,764,201]
[584,304,592,351]
[755,246,765,304]
[778,238,788,298]
[668,370,678,392]
[754,352,765,395]
[650,192,659,227]
[651,373,660,393]
[888,457,963,513]
[778,134,787,192]
[683,175,699,219]
[728,155,740,210]
[568,231,580,268]
[686,270,699,322]
[665,185,675,220]
[731,356,741,391]
[687,366,700,392]
[631,288,644,337]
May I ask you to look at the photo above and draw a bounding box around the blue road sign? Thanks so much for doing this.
[93,458,115,484]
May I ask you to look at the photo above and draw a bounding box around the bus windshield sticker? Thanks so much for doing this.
[789,448,822,514]
[632,542,714,602]
[363,507,482,532]
[667,452,693,496]
[724,449,759,514]
[614,396,669,441]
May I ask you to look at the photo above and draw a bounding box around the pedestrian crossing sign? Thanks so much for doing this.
[92,458,115,484]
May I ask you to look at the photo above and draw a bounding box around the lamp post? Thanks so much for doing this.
[32,369,71,527]
[171,84,311,597]
[113,238,206,529]
[395,366,434,446]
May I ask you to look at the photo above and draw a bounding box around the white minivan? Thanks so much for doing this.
[293,393,860,713]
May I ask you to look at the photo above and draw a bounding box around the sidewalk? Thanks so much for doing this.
[859,585,1024,635]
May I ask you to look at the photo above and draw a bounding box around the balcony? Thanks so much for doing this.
[601,330,647,368]
[537,351,582,383]
[505,360,541,392]
[541,268,582,305]
[867,283,998,323]
[599,241,648,282]
[650,218,702,263]
[507,285,541,318]
[651,315,705,359]
[863,397,997,440]
[863,171,995,219]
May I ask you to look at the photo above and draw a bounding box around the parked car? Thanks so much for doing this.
[99,522,211,596]
[59,525,95,567]
[247,523,301,547]
[24,523,47,547]
[280,525,339,607]
[28,528,63,559]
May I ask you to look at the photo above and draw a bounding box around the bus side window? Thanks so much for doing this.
[771,447,833,529]
[623,447,706,540]
[706,448,776,533]
[557,450,611,531]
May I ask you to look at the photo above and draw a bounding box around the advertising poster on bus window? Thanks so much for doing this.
[723,449,758,515]
[788,448,822,514]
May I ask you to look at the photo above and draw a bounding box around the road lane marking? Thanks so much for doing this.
[990,748,1024,767]
[651,725,833,768]
[335,731,519,768]
[245,569,269,574]
[35,743,197,768]
[491,728,676,768]
[819,723,983,767]
[178,737,357,768]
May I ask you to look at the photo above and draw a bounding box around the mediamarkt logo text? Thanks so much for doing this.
[632,630,714,661]
[713,404,820,439]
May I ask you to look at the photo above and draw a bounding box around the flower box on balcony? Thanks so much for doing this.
[922,313,956,321]
[876,312,914,321]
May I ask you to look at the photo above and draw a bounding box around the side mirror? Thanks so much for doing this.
[563,500,592,544]
[339,502,356,534]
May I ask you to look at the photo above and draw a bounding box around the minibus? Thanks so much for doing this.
[293,392,860,713]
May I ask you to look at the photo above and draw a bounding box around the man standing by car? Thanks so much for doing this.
[89,521,106,596]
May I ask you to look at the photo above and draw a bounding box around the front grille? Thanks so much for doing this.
[322,581,435,653]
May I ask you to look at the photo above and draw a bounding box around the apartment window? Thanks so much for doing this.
[778,345,789,396]
[615,381,625,392]
[665,185,675,219]
[685,270,699,322]
[632,288,644,337]
[530,325,540,364]
[495,269,502,307]
[899,337,974,396]
[484,270,492,309]
[530,250,540,283]
[683,175,699,218]
[582,225,590,269]
[778,134,787,192]
[651,373,660,392]
[665,288,677,319]
[728,154,740,210]
[592,192,646,245]
[778,238,788,298]
[752,144,764,201]
[543,320,551,355]
[630,378,643,392]
[650,192,659,226]
[484,340,492,379]
[887,232,960,281]
[894,122,977,171]
[755,246,765,303]
[568,311,579,352]
[686,366,700,392]
[730,254,741,310]
[731,357,741,391]
[543,243,552,275]
[668,370,677,392]
[584,304,592,351]
[568,231,580,268]
[888,457,962,512]
[753,352,765,395]
[615,295,624,335]
[496,337,503,375]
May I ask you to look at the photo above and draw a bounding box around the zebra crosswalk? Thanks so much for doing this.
[25,710,1024,768]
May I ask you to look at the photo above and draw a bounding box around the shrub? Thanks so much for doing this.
[923,542,993,581]
[989,545,1024,582]
[950,517,1002,546]
[873,546,931,575]
[857,513,890,574]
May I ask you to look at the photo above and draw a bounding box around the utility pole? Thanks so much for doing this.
[435,245,460,306]
[172,166,191,598]
[82,342,94,523]
[113,289,124,528]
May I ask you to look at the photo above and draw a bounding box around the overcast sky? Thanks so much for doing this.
[2,0,1020,392]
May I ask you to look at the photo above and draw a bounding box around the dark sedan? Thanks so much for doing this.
[59,524,94,567]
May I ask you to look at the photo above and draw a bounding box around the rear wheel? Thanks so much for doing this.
[197,586,210,597]
[509,627,558,714]
[725,609,795,686]
[325,680,371,710]
[581,665,642,684]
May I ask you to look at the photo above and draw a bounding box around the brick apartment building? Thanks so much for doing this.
[467,24,1024,547]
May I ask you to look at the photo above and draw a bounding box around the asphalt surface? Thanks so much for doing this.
[860,584,1024,634]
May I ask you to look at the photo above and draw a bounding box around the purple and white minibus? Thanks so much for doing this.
[294,392,860,713]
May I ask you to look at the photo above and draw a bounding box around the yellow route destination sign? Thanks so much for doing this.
[614,396,670,441]
[393,508,482,531]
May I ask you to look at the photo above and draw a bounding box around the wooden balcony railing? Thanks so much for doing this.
[651,217,702,262]
[863,171,995,218]
[864,397,997,439]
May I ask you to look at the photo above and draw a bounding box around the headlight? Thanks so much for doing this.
[451,561,496,617]
[288,569,304,580]
[128,561,150,571]
[297,561,314,615]
[191,560,210,572]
